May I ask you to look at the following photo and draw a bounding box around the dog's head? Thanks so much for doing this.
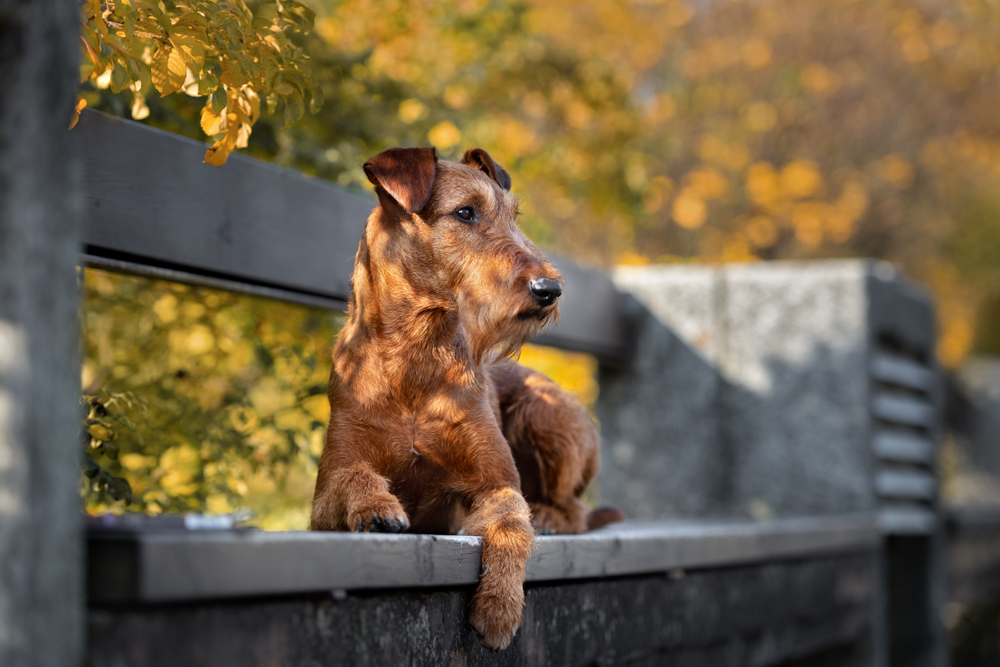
[362,146,563,360]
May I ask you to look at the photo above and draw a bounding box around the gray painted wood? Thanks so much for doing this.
[87,514,879,604]
[77,110,627,362]
[875,470,936,501]
[873,392,935,428]
[878,507,937,535]
[871,353,935,393]
[873,431,934,464]
[0,0,84,663]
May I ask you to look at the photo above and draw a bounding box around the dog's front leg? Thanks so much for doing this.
[311,461,410,533]
[462,486,534,650]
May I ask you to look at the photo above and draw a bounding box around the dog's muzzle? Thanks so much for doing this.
[528,278,563,307]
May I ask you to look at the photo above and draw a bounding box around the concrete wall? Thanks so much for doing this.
[597,261,878,520]
[0,0,83,663]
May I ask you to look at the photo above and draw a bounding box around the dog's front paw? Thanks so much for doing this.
[346,495,409,533]
[470,581,524,650]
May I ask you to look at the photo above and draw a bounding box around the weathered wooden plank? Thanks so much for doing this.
[86,553,878,667]
[87,514,879,604]
[77,110,371,301]
[76,110,627,362]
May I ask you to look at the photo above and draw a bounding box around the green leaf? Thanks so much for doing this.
[211,88,227,114]
[198,73,220,95]
[220,56,249,87]
[279,0,314,31]
[232,44,260,79]
[258,51,278,87]
[173,12,208,29]
[127,57,142,80]
[280,67,305,93]
[203,59,223,79]
[222,15,244,42]
[137,0,173,32]
[282,89,303,129]
[309,83,323,114]
[124,11,137,39]
[88,422,114,441]
[273,73,293,95]
[110,59,131,94]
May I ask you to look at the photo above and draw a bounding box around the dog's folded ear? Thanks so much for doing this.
[461,148,512,191]
[364,147,438,213]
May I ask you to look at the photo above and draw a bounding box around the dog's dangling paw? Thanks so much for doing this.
[470,588,522,651]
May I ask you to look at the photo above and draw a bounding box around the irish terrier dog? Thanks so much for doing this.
[310,146,622,649]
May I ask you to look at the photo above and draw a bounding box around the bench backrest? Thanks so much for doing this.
[75,110,627,364]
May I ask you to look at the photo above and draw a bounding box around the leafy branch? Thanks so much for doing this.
[81,391,147,505]
[77,0,322,165]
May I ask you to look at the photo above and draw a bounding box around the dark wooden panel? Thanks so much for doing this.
[86,553,877,667]
[76,109,371,302]
[534,254,626,363]
[76,110,627,362]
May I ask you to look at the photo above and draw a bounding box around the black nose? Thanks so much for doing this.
[529,277,563,307]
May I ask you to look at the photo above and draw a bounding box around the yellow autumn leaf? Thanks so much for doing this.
[203,133,237,166]
[69,96,88,130]
[201,102,226,136]
[428,121,461,148]
[672,191,707,229]
[745,162,780,207]
[88,423,114,441]
[151,46,187,96]
[780,160,823,199]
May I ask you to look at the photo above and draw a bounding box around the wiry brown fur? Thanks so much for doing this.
[310,146,623,650]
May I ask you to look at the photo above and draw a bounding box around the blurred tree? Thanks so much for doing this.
[77,0,321,164]
[82,0,1000,522]
[82,269,342,528]
[81,269,596,527]
[86,0,1000,365]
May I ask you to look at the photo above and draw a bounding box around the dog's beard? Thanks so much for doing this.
[461,296,557,364]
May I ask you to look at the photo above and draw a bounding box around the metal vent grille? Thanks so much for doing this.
[870,343,938,534]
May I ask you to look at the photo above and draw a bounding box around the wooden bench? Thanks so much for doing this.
[78,109,890,666]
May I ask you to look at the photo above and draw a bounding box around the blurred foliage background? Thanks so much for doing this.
[81,269,597,528]
[82,0,1000,524]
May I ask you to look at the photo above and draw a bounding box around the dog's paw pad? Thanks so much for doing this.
[368,514,409,533]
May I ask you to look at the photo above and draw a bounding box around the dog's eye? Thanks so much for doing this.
[454,206,475,222]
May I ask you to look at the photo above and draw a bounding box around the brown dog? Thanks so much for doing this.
[310,146,622,649]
